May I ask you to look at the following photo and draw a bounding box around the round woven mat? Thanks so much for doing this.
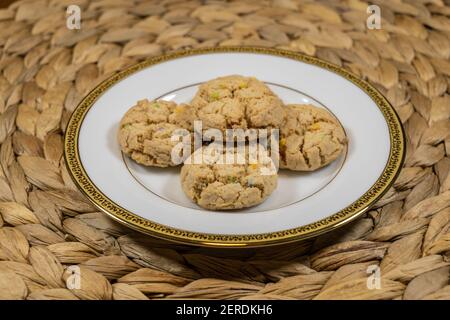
[0,0,449,300]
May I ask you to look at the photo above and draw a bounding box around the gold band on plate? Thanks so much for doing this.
[64,47,405,248]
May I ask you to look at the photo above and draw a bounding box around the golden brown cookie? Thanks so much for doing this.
[180,144,278,210]
[118,99,197,167]
[279,104,346,171]
[191,75,286,132]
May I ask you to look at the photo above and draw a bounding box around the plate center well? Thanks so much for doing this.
[122,83,347,212]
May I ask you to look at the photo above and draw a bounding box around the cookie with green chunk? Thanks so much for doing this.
[180,143,278,210]
[191,75,286,132]
[118,99,197,167]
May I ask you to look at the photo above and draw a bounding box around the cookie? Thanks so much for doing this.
[279,104,346,171]
[180,143,278,210]
[191,75,286,132]
[118,99,197,167]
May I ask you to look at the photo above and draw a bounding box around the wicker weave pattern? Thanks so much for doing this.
[0,0,449,300]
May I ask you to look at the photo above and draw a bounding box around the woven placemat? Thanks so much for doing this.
[0,0,449,300]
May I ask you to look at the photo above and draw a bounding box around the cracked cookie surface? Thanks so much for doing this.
[279,104,347,171]
[118,99,197,167]
[180,144,278,210]
[191,75,286,132]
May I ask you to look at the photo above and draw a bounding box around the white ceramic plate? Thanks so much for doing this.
[65,47,405,247]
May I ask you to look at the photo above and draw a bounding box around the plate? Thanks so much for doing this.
[64,47,405,247]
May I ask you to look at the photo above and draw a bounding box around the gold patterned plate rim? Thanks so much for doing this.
[64,47,405,248]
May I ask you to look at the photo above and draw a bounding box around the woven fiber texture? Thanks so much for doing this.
[0,0,449,300]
